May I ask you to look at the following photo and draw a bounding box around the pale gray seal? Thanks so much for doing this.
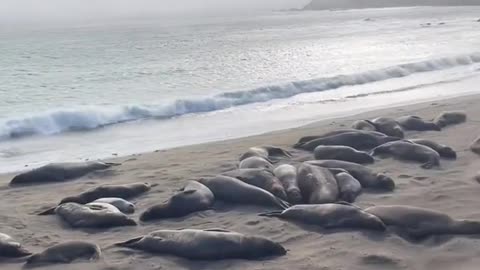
[52,202,136,228]
[351,120,376,131]
[369,117,404,138]
[239,146,292,161]
[297,129,390,145]
[335,172,362,203]
[434,111,467,128]
[239,156,273,170]
[260,204,385,231]
[295,132,400,151]
[396,116,440,131]
[92,197,135,214]
[114,229,286,260]
[85,202,121,213]
[297,163,339,204]
[273,164,302,204]
[410,139,456,159]
[222,168,287,200]
[139,181,214,222]
[9,161,119,186]
[365,205,480,238]
[306,160,395,191]
[371,141,440,169]
[197,176,290,209]
[25,241,100,267]
[314,145,374,164]
[0,233,31,258]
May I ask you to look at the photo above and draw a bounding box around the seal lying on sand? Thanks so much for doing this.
[365,205,480,238]
[371,141,440,169]
[48,202,136,228]
[198,176,290,209]
[140,181,214,222]
[239,146,292,161]
[296,129,389,145]
[335,172,362,203]
[434,111,467,128]
[295,132,400,151]
[351,120,376,131]
[273,164,302,204]
[9,161,119,186]
[314,145,374,164]
[223,168,287,200]
[61,182,153,205]
[0,233,31,258]
[396,116,440,131]
[369,117,404,138]
[260,204,385,231]
[115,229,286,260]
[297,164,339,204]
[25,241,100,267]
[92,198,135,214]
[239,156,274,170]
[306,160,395,191]
[410,139,456,159]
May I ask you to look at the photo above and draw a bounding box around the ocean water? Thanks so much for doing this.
[1,6,480,172]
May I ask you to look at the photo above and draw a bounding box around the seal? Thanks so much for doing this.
[314,145,374,164]
[25,241,100,267]
[52,202,136,228]
[365,205,480,238]
[371,141,440,169]
[351,120,376,131]
[297,163,339,204]
[197,175,290,209]
[9,161,119,186]
[434,111,467,128]
[396,116,440,131]
[85,202,121,213]
[369,117,404,138]
[60,182,152,205]
[222,168,287,200]
[335,172,362,203]
[139,181,214,222]
[38,182,152,215]
[239,146,292,161]
[410,139,456,159]
[239,156,273,170]
[114,229,286,260]
[0,233,31,258]
[92,197,135,214]
[306,160,395,191]
[295,132,400,151]
[273,164,302,204]
[260,204,385,231]
[297,129,390,144]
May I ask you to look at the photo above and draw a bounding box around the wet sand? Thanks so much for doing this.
[2,93,480,270]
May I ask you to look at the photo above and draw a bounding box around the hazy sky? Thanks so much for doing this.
[1,0,308,25]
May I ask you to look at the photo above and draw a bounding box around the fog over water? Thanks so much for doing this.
[0,0,307,26]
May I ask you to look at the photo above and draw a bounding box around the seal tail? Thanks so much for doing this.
[453,220,480,234]
[259,211,283,217]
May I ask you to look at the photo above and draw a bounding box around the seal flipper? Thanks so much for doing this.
[259,211,284,217]
[37,206,57,215]
[203,229,232,233]
[114,236,145,248]
[274,197,291,210]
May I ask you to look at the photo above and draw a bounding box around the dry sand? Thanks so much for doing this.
[1,94,480,270]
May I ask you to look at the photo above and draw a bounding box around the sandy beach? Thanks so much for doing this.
[2,93,480,270]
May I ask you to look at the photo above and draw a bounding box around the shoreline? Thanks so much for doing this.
[1,90,479,177]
